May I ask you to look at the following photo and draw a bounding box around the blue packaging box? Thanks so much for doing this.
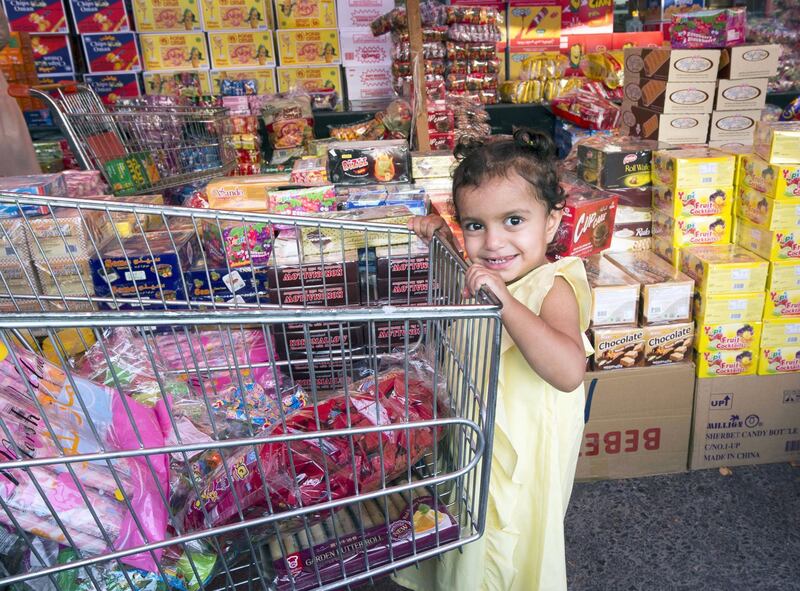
[184,264,271,304]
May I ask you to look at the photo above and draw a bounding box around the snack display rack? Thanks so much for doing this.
[0,192,503,590]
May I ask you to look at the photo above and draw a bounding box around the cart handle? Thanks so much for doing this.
[7,80,80,98]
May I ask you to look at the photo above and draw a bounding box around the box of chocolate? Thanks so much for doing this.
[327,140,410,186]
[715,79,768,112]
[547,177,618,260]
[758,346,800,375]
[768,260,800,292]
[652,210,732,248]
[267,260,358,289]
[619,103,710,144]
[760,318,800,348]
[679,244,769,296]
[652,184,733,218]
[739,154,800,201]
[583,254,640,327]
[274,324,365,360]
[605,250,694,325]
[736,186,800,231]
[268,281,360,307]
[605,186,653,209]
[652,148,737,190]
[591,326,645,371]
[369,319,427,352]
[697,321,762,352]
[696,348,757,378]
[718,44,781,80]
[622,75,715,114]
[694,290,765,324]
[735,217,800,261]
[375,249,429,280]
[643,322,694,366]
[374,276,433,303]
[185,264,271,304]
[623,47,721,83]
[576,136,657,190]
[764,289,800,320]
[709,110,760,143]
[754,121,800,166]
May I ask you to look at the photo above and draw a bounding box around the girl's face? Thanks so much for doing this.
[457,172,562,284]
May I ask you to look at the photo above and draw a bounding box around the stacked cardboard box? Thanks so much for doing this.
[339,0,394,105]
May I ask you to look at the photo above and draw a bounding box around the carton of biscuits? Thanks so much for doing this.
[643,322,694,366]
[652,235,681,268]
[624,47,721,83]
[768,260,800,292]
[760,318,800,348]
[575,135,659,190]
[623,74,715,114]
[763,289,800,320]
[652,148,737,191]
[709,110,760,143]
[652,210,732,248]
[734,217,800,261]
[715,79,768,112]
[696,347,758,377]
[697,321,762,352]
[693,290,765,324]
[619,102,710,144]
[679,244,769,296]
[590,326,645,371]
[754,121,800,165]
[718,44,781,80]
[652,183,733,218]
[757,345,800,375]
[583,254,641,327]
[739,154,800,201]
[736,185,800,231]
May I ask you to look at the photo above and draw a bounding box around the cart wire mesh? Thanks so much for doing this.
[0,193,502,591]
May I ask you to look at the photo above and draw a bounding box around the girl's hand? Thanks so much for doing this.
[408,214,453,245]
[464,263,511,304]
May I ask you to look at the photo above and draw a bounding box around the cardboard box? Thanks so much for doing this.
[339,28,393,66]
[546,181,618,260]
[758,346,800,375]
[715,78,768,112]
[643,322,694,366]
[508,0,562,48]
[718,44,782,80]
[624,47,721,83]
[276,29,341,66]
[763,289,800,321]
[273,0,335,28]
[652,235,681,268]
[735,217,800,262]
[560,0,611,35]
[590,325,645,371]
[584,254,640,327]
[652,148,737,191]
[575,135,657,190]
[576,364,695,480]
[696,348,758,378]
[760,318,800,348]
[754,121,800,166]
[200,0,269,29]
[336,0,394,29]
[694,290,765,325]
[210,68,275,95]
[3,0,68,33]
[69,0,130,33]
[622,75,715,114]
[619,102,710,144]
[652,183,733,219]
[697,321,762,352]
[30,34,74,75]
[139,33,209,71]
[708,110,760,143]
[642,0,703,25]
[208,31,275,69]
[276,65,343,99]
[344,65,393,101]
[82,33,141,73]
[652,210,732,248]
[142,70,212,95]
[679,244,769,296]
[131,0,202,32]
[736,186,800,231]
[83,73,141,104]
[768,260,800,292]
[739,154,800,201]
[689,374,800,470]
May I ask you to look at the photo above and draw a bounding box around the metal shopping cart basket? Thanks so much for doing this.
[0,192,502,591]
[8,82,237,196]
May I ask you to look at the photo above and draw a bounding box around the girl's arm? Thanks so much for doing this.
[466,266,587,392]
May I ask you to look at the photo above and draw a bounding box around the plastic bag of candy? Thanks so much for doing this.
[551,83,621,130]
[580,51,624,89]
[261,94,314,150]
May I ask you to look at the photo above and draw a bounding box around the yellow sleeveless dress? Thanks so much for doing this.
[394,257,593,591]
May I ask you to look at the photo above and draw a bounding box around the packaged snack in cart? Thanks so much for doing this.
[267,185,338,214]
[327,140,410,185]
[203,220,276,268]
[289,157,329,186]
[262,94,315,150]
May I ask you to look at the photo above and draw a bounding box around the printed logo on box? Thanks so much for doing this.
[707,413,762,430]
[84,73,140,104]
[83,33,141,72]
[31,34,74,74]
[784,389,800,404]
[69,0,130,33]
[3,0,69,33]
[710,393,733,410]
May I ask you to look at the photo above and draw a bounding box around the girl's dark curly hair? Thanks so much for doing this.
[451,128,565,218]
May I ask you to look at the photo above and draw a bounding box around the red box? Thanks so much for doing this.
[547,176,619,260]
[560,0,612,35]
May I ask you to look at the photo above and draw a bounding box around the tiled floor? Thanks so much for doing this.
[363,462,800,591]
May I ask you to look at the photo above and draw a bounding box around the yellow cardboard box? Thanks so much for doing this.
[210,68,276,95]
[763,288,800,320]
[131,0,202,32]
[760,318,800,348]
[696,348,758,378]
[758,345,800,375]
[736,185,800,231]
[652,183,733,219]
[754,120,800,165]
[694,290,765,324]
[273,0,336,29]
[735,217,800,261]
[652,209,731,248]
[652,235,681,268]
[651,148,737,191]
[200,0,269,29]
[508,1,561,45]
[276,29,341,66]
[768,259,800,291]
[208,31,275,68]
[276,64,342,95]
[206,174,289,211]
[139,33,209,71]
[697,321,762,352]
[740,153,800,201]
[679,244,768,296]
[142,70,212,95]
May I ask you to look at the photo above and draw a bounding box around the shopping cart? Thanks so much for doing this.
[8,82,237,196]
[0,192,502,590]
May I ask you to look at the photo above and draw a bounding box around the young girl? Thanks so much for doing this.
[396,129,592,591]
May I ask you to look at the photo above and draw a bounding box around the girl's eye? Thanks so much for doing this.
[463,222,483,232]
[505,216,524,226]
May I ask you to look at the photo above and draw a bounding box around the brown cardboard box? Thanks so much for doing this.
[576,363,695,480]
[624,47,721,83]
[620,102,710,144]
[623,75,715,114]
[584,254,641,327]
[709,110,761,142]
[715,78,768,111]
[689,374,800,470]
[718,44,781,80]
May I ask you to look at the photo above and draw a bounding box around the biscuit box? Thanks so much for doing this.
[184,264,271,303]
[583,254,640,327]
[30,34,74,74]
[274,324,365,361]
[696,348,758,378]
[652,210,732,248]
[697,321,762,352]
[266,260,358,289]
[286,359,371,392]
[768,260,800,292]
[619,103,710,144]
[652,148,737,190]
[24,214,92,261]
[693,291,765,324]
[758,346,800,375]
[652,184,733,219]
[376,252,429,281]
[623,47,720,83]
[344,65,394,102]
[605,250,694,325]
[754,121,800,166]
[735,218,800,261]
[547,178,618,260]
[139,33,209,71]
[142,70,212,96]
[764,289,800,320]
[208,31,275,69]
[708,110,760,143]
[210,68,276,95]
[760,318,800,348]
[90,230,196,299]
[679,244,769,296]
[276,65,343,99]
[739,154,800,201]
[327,140,410,186]
[622,75,715,114]
[82,33,141,73]
[715,78,768,112]
[590,326,645,371]
[652,235,681,268]
[276,29,341,66]
[200,0,269,29]
[132,0,202,32]
[69,0,130,33]
[206,174,289,211]
[268,281,361,307]
[274,0,336,29]
[718,44,781,79]
[3,0,68,32]
[507,1,562,48]
[643,322,694,366]
[576,136,658,190]
[736,186,800,231]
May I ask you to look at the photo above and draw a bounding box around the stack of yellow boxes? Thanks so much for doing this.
[680,244,768,378]
[735,121,800,375]
[651,148,737,268]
